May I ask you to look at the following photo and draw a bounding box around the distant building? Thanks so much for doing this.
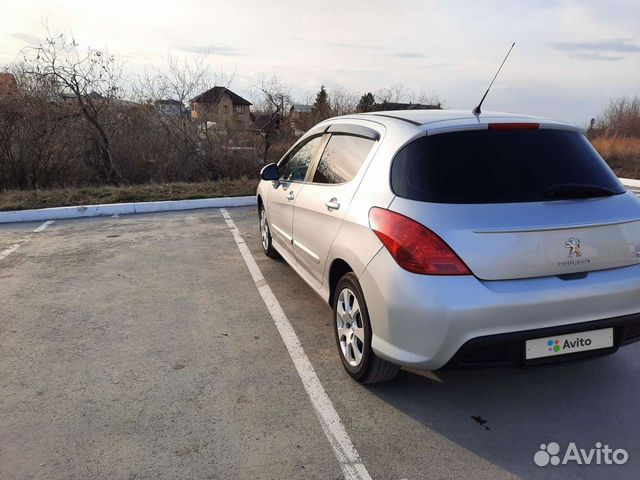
[370,102,442,112]
[289,104,312,115]
[58,91,139,109]
[154,99,189,117]
[190,86,252,129]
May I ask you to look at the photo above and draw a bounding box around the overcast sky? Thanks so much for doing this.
[1,0,639,124]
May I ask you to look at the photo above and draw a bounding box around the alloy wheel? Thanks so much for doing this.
[260,208,269,251]
[336,287,365,366]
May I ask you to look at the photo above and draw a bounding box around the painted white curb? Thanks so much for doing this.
[621,177,640,188]
[0,196,256,224]
[0,178,637,224]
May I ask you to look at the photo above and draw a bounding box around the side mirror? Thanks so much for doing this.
[260,163,279,181]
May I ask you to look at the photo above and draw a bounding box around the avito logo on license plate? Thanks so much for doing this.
[526,328,613,360]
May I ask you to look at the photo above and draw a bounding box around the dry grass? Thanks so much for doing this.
[592,136,640,179]
[0,178,259,212]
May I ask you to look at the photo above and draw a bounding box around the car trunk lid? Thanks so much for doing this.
[389,193,640,280]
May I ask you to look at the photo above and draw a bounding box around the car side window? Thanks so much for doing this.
[280,136,323,182]
[312,134,375,184]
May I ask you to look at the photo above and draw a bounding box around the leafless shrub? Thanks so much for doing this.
[598,96,640,137]
[0,67,88,189]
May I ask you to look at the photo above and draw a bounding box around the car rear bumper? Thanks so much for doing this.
[442,312,640,368]
[360,248,640,370]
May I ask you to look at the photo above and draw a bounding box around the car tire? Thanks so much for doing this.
[333,272,400,383]
[259,204,280,259]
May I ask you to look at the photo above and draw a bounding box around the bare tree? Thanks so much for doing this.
[375,84,410,104]
[22,28,123,183]
[135,54,210,171]
[414,92,442,108]
[254,75,292,162]
[329,87,358,116]
[140,54,209,109]
[374,84,442,107]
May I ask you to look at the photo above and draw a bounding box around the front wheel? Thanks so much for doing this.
[259,205,279,259]
[333,273,400,383]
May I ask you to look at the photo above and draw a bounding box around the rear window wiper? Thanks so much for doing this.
[543,183,618,199]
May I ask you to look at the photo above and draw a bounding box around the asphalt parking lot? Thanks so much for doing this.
[1,206,639,480]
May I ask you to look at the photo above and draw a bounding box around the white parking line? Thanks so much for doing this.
[219,208,372,480]
[0,244,21,260]
[2,220,53,260]
[33,220,54,232]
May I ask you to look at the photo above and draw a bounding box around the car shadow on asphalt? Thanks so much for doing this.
[366,347,640,480]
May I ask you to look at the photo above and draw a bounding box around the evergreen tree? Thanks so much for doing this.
[312,85,330,117]
[356,92,375,112]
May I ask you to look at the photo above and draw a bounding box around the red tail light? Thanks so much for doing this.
[368,208,471,275]
[488,122,539,130]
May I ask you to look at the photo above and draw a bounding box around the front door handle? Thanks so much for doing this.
[286,191,295,201]
[325,198,340,211]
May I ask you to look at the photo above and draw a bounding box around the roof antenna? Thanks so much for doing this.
[472,42,516,115]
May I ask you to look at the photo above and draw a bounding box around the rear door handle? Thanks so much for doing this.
[324,198,340,211]
[286,191,295,201]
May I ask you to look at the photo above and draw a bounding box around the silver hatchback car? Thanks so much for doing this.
[256,110,640,383]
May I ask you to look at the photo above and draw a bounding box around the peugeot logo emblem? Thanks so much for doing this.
[565,237,582,258]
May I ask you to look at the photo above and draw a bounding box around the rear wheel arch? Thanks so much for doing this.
[257,194,268,221]
[258,195,279,259]
[328,258,354,306]
[332,271,400,383]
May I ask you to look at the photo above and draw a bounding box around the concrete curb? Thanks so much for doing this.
[622,177,640,189]
[0,196,256,224]
[0,177,637,224]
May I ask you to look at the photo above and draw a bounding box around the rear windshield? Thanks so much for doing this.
[391,129,625,203]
